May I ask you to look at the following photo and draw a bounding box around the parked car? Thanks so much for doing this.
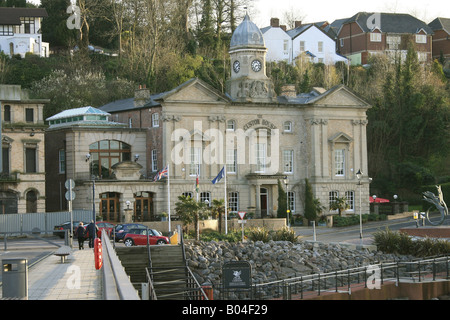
[114,223,147,241]
[96,221,115,237]
[53,221,88,239]
[123,228,169,247]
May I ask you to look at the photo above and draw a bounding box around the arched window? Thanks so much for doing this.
[89,140,131,179]
[227,120,236,131]
[26,190,37,213]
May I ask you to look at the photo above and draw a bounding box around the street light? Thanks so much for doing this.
[356,169,363,245]
[284,176,290,228]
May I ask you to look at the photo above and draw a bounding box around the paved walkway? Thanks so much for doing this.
[1,247,102,300]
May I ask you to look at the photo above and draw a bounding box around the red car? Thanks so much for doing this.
[96,221,115,237]
[123,228,169,247]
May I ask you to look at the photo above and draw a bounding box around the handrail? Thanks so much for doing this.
[145,267,158,300]
[101,230,140,300]
[213,255,450,300]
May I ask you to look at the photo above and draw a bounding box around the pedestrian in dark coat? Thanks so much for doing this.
[86,220,98,248]
[76,222,85,250]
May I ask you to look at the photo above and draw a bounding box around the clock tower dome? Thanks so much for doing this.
[227,14,276,103]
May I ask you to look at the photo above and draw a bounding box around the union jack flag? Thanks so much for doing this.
[153,166,168,181]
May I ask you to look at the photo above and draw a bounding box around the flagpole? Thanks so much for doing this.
[167,163,171,233]
[224,165,228,234]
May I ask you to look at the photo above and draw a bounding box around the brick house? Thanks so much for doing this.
[336,12,433,65]
[428,17,450,67]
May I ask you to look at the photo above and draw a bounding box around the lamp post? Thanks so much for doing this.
[86,153,96,236]
[356,169,363,245]
[284,176,290,228]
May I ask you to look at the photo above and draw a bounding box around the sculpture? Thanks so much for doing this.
[422,185,448,226]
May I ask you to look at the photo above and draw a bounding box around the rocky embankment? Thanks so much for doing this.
[184,239,413,286]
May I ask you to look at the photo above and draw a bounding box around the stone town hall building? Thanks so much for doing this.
[45,15,371,223]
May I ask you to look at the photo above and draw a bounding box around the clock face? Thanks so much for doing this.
[233,60,240,73]
[251,59,262,72]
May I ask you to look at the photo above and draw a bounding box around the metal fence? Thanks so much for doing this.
[211,255,450,300]
[0,210,94,235]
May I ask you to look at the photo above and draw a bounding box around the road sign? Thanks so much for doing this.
[238,211,246,220]
[65,179,75,190]
[65,190,75,201]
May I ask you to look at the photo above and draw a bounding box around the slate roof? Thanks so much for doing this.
[346,12,433,34]
[0,7,48,25]
[428,17,450,34]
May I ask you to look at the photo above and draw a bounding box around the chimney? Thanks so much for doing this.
[281,84,297,97]
[270,18,280,28]
[280,25,287,31]
[134,85,150,107]
[295,21,302,28]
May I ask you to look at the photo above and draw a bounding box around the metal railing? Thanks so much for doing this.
[212,255,450,300]
[143,226,208,300]
[101,230,141,300]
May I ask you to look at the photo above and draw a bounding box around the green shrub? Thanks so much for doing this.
[271,227,299,242]
[247,227,271,242]
[373,227,450,257]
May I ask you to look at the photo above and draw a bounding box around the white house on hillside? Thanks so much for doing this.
[0,7,49,58]
[260,18,291,62]
[261,18,348,65]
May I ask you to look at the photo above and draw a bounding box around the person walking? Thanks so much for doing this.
[76,222,86,250]
[86,220,98,248]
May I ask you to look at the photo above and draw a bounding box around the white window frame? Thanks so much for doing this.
[345,191,355,211]
[329,191,339,209]
[228,191,239,213]
[299,41,305,52]
[200,192,211,206]
[255,143,266,173]
[318,41,323,53]
[151,149,157,172]
[226,149,237,173]
[283,149,293,174]
[370,32,381,42]
[415,34,426,44]
[189,147,201,176]
[227,120,236,131]
[283,121,292,132]
[334,149,345,176]
[151,113,159,127]
[287,191,295,213]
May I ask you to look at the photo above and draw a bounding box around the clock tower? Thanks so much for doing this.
[227,14,277,103]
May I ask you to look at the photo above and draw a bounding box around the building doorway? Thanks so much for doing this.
[100,192,120,222]
[134,192,154,221]
[260,187,268,218]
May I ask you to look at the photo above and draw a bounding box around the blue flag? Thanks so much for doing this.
[211,167,225,184]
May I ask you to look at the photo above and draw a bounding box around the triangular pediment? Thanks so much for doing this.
[329,132,353,143]
[160,78,229,104]
[310,85,371,108]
